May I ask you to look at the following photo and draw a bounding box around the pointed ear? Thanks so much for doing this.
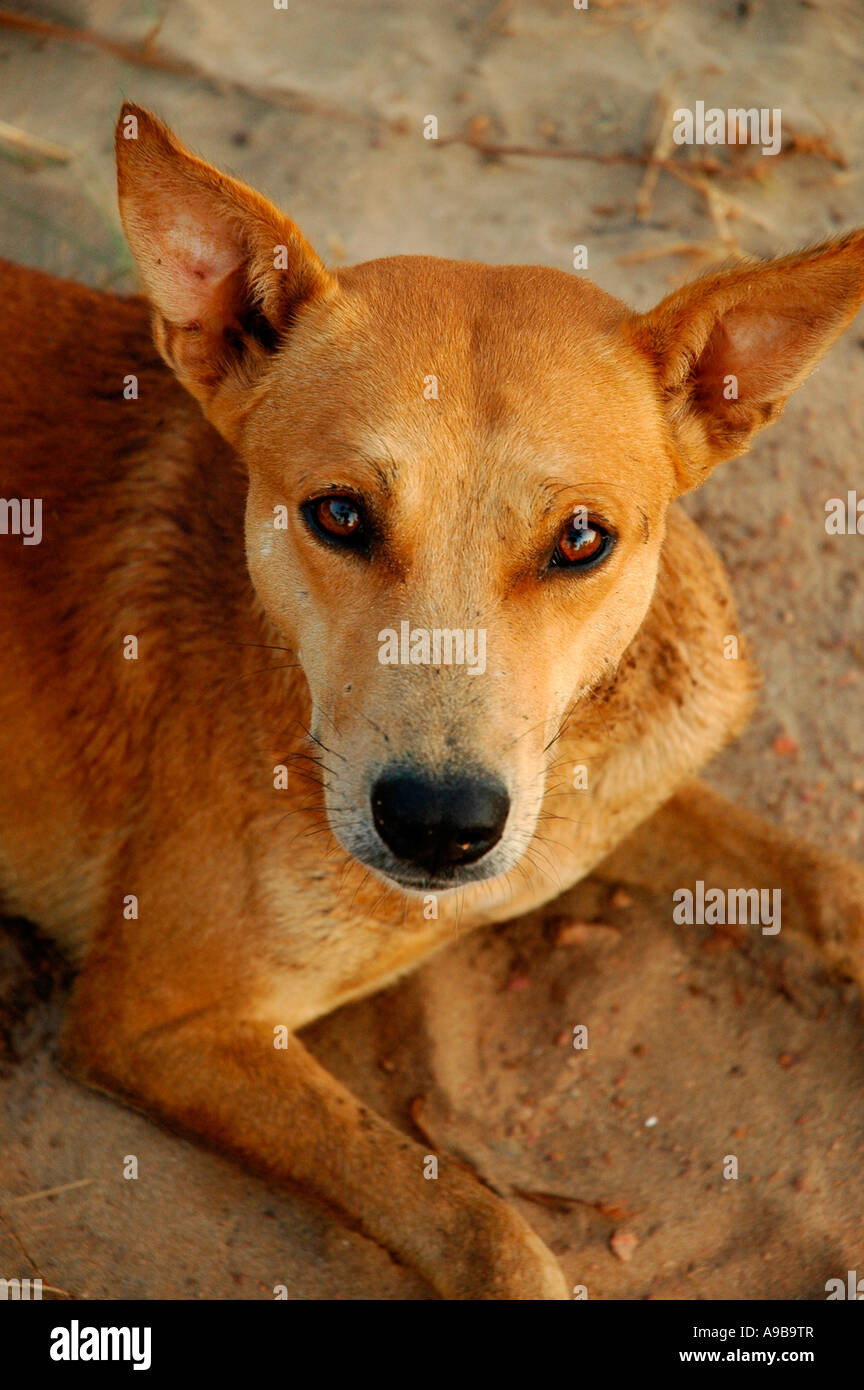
[115,103,337,434]
[627,230,864,492]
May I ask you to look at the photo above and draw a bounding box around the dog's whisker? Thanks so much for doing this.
[297,720,347,763]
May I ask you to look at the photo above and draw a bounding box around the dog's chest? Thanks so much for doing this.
[249,845,562,1028]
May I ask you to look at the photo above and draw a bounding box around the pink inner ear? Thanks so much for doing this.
[129,194,247,326]
[699,306,803,404]
[165,217,245,323]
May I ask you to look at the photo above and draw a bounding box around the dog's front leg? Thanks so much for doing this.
[596,778,864,986]
[62,997,568,1300]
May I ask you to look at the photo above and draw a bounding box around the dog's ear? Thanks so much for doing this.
[628,231,864,492]
[115,103,337,434]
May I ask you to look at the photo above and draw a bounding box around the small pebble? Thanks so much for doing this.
[610,1229,639,1263]
[554,922,621,948]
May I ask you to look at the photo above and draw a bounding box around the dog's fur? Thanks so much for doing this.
[1,104,863,1298]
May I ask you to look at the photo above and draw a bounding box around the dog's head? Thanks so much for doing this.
[116,104,864,892]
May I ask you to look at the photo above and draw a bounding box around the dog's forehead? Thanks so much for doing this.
[331,255,633,383]
[258,255,671,511]
[285,256,641,400]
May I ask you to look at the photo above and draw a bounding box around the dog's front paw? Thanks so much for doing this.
[440,1200,569,1300]
[800,854,864,992]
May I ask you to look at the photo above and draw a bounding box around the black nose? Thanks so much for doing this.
[371,767,510,873]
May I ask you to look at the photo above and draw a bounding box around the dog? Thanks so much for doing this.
[1,103,863,1300]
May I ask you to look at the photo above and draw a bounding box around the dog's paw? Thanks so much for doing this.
[440,1201,569,1300]
[801,854,864,993]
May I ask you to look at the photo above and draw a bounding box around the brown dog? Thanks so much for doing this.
[1,103,863,1299]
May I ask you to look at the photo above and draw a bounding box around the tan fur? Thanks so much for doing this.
[1,104,863,1298]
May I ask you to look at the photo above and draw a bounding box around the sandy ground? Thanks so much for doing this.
[1,0,863,1300]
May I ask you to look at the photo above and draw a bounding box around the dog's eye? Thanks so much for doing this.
[549,516,614,571]
[302,495,369,550]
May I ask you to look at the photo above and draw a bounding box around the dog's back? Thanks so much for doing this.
[0,262,249,952]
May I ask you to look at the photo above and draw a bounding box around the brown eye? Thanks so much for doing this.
[550,515,614,570]
[303,494,370,550]
[315,497,361,535]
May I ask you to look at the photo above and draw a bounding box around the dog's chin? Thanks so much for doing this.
[329,824,519,896]
[363,850,508,895]
[368,859,507,895]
